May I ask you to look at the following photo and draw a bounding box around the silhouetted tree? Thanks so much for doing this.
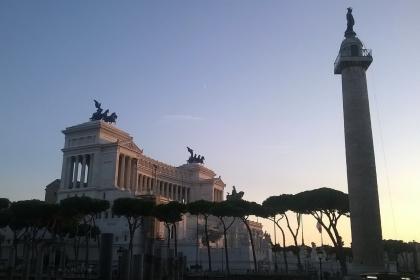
[187,200,214,272]
[262,197,289,273]
[229,199,264,272]
[6,206,27,279]
[9,200,58,280]
[0,198,10,210]
[154,201,186,256]
[47,207,80,275]
[383,239,416,272]
[60,196,109,277]
[112,197,154,278]
[211,201,237,275]
[264,194,304,271]
[0,198,10,277]
[294,188,349,275]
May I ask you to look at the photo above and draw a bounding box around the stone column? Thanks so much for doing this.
[163,182,167,197]
[87,154,94,187]
[60,156,68,189]
[80,155,87,188]
[172,185,176,200]
[335,33,383,270]
[119,155,126,189]
[150,177,153,193]
[156,181,160,195]
[136,174,140,193]
[125,157,131,190]
[65,157,73,188]
[139,174,143,192]
[181,187,185,202]
[133,160,138,192]
[69,157,75,188]
[73,156,79,188]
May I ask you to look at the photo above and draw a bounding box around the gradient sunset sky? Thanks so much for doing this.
[1,1,419,245]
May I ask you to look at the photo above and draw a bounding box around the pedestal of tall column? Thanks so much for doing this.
[334,14,384,274]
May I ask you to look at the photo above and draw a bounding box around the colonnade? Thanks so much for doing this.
[136,173,190,203]
[117,154,190,202]
[65,154,93,188]
[117,154,138,191]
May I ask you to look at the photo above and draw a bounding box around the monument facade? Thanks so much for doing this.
[54,110,271,272]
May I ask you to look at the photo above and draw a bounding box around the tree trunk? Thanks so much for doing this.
[166,223,171,257]
[9,237,18,280]
[204,216,212,272]
[243,218,258,272]
[332,225,347,275]
[222,225,230,275]
[128,233,134,280]
[285,214,302,271]
[84,234,89,279]
[279,226,288,273]
[316,215,347,276]
[173,223,178,257]
[292,235,302,271]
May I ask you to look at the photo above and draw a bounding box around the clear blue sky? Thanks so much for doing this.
[1,1,419,243]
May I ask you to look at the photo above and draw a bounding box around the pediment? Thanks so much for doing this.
[119,140,143,154]
[214,176,225,187]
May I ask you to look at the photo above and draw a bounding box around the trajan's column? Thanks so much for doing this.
[334,8,384,272]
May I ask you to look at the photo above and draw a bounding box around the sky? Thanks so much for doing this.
[0,1,419,245]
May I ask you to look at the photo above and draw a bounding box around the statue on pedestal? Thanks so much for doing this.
[226,186,244,201]
[345,7,356,38]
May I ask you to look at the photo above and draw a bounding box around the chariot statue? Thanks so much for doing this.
[187,147,205,164]
[90,100,118,123]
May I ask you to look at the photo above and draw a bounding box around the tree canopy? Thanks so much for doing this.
[60,196,110,220]
[112,198,154,218]
[187,200,214,216]
[294,187,349,214]
[154,201,186,224]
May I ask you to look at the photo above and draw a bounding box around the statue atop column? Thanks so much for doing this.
[90,100,118,123]
[345,7,356,38]
[187,147,205,164]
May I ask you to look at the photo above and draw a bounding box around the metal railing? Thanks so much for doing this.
[334,48,372,69]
